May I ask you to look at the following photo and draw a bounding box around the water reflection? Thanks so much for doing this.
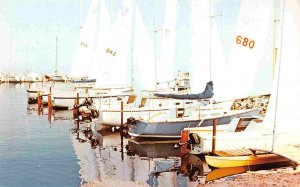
[76,129,199,186]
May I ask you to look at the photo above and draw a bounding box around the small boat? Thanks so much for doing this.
[205,161,292,182]
[205,151,289,168]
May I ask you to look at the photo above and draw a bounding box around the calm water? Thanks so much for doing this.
[0,84,80,187]
[0,83,200,187]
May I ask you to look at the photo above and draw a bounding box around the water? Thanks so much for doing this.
[0,84,80,187]
[0,83,201,187]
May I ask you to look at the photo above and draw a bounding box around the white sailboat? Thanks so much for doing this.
[127,0,263,138]
[51,36,67,82]
[68,0,99,81]
[187,0,300,157]
[51,0,106,109]
[96,0,197,129]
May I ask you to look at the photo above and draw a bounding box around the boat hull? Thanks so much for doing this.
[128,109,260,138]
[205,154,289,168]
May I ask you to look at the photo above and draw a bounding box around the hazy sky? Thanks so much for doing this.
[0,0,226,75]
[0,0,91,74]
[0,0,281,77]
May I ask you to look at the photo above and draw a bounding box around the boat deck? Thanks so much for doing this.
[214,149,267,157]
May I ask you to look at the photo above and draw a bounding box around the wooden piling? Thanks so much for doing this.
[121,100,124,127]
[180,130,189,155]
[180,130,189,175]
[75,93,80,131]
[37,91,41,115]
[48,93,52,122]
[212,118,217,154]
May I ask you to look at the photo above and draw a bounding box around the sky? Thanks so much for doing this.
[0,0,91,74]
[0,0,282,80]
[0,0,237,75]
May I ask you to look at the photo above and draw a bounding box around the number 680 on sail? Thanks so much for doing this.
[236,35,255,49]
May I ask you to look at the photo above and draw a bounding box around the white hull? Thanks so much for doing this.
[189,126,300,155]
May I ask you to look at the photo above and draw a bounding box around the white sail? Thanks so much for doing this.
[156,0,177,87]
[262,0,300,134]
[189,0,211,93]
[213,0,274,101]
[69,0,100,78]
[133,1,156,91]
[89,0,112,81]
[95,0,133,88]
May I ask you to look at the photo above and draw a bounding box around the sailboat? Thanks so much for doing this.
[51,36,67,82]
[127,0,265,138]
[95,0,196,129]
[186,0,300,161]
[68,0,99,82]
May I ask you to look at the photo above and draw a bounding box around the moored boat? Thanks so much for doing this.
[205,152,289,168]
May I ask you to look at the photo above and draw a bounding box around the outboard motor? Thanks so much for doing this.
[120,117,136,138]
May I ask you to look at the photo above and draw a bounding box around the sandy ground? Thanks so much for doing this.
[201,166,300,187]
[80,167,300,187]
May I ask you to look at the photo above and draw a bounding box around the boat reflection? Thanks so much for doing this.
[126,139,181,158]
[72,128,291,186]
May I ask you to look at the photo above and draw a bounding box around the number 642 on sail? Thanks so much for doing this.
[236,36,255,49]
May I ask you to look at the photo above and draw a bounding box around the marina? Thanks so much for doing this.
[1,0,300,186]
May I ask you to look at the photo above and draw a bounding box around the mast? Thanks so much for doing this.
[79,0,82,31]
[271,0,286,151]
[153,0,157,90]
[55,35,59,74]
[130,0,135,90]
[209,0,212,81]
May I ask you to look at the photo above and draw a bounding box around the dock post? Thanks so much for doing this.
[48,87,52,122]
[120,100,124,160]
[180,130,189,154]
[121,100,124,128]
[37,91,41,115]
[180,130,189,175]
[75,93,80,132]
[212,118,217,154]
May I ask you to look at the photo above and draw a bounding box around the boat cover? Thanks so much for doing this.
[154,81,213,100]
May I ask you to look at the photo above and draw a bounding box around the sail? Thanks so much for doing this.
[213,0,274,102]
[69,0,99,78]
[94,0,133,88]
[189,0,211,93]
[263,0,300,134]
[156,0,177,88]
[132,1,156,91]
[88,0,112,81]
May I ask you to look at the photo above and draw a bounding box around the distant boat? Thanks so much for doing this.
[5,73,24,83]
[51,36,67,82]
[23,72,43,83]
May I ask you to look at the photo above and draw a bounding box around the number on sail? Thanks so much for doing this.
[235,36,255,49]
[106,48,117,56]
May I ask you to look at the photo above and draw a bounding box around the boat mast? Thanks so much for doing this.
[153,0,157,90]
[130,0,135,90]
[272,0,280,80]
[272,0,285,151]
[55,35,58,74]
[79,0,82,31]
[209,0,212,81]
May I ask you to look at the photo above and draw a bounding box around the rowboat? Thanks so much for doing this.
[205,152,289,168]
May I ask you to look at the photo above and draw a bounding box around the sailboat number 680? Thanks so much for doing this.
[236,35,255,49]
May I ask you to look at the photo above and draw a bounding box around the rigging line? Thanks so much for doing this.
[272,0,285,152]
[209,0,213,81]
